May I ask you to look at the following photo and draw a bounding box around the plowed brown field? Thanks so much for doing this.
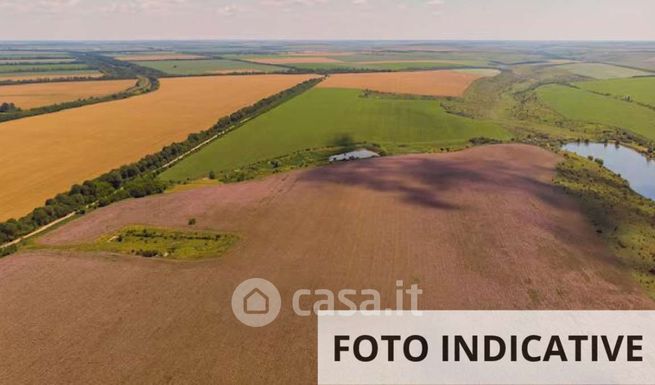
[0,79,135,109]
[318,70,487,96]
[0,145,650,385]
[0,74,316,221]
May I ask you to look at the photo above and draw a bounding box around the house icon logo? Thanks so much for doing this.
[244,288,269,314]
[232,278,281,327]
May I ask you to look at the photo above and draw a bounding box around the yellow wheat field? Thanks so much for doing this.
[0,74,316,220]
[0,79,136,109]
[0,71,105,81]
[318,70,490,97]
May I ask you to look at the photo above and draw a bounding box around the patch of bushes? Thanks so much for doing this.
[469,137,503,145]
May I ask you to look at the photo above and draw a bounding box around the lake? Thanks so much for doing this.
[562,142,655,201]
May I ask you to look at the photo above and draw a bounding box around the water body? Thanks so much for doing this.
[562,142,655,201]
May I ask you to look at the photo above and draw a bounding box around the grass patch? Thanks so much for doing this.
[537,84,655,141]
[60,226,238,261]
[133,59,284,75]
[557,63,651,79]
[575,77,655,108]
[555,153,655,298]
[160,87,511,181]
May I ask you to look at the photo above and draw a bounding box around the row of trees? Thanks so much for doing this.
[0,102,20,113]
[0,77,323,245]
[0,77,157,123]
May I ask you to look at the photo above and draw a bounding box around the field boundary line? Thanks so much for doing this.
[1,212,77,248]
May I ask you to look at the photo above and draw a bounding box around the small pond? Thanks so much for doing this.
[562,142,655,201]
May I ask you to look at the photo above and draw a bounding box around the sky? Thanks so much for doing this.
[0,0,653,41]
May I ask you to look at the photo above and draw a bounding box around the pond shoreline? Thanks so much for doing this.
[562,142,655,202]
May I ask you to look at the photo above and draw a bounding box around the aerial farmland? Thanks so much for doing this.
[1,5,655,384]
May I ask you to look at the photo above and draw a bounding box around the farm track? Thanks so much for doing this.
[0,144,651,385]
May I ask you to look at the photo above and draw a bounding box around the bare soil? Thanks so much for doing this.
[1,144,652,385]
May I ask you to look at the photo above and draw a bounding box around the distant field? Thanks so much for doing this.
[575,77,655,107]
[285,61,483,71]
[114,53,206,61]
[558,63,652,79]
[0,74,317,221]
[133,59,284,75]
[0,51,68,58]
[318,70,496,97]
[0,70,104,82]
[537,84,655,140]
[161,87,510,181]
[0,79,136,109]
[0,58,76,64]
[0,63,89,73]
[247,56,343,64]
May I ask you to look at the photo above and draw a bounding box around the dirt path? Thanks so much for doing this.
[1,144,652,385]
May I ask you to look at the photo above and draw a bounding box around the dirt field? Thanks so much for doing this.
[0,74,316,221]
[318,70,490,96]
[248,56,343,64]
[0,79,135,109]
[1,145,651,385]
[114,53,206,61]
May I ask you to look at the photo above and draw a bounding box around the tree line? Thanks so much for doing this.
[0,77,157,123]
[0,77,323,246]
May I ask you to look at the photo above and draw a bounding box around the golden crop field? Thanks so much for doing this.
[0,71,105,81]
[0,79,136,109]
[318,70,492,97]
[0,74,316,221]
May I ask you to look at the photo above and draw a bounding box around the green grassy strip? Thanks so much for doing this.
[28,225,238,261]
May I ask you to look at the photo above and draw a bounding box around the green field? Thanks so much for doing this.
[133,59,284,75]
[161,87,511,181]
[537,84,655,140]
[557,63,652,79]
[44,225,238,261]
[0,51,68,59]
[575,77,655,107]
[0,63,89,73]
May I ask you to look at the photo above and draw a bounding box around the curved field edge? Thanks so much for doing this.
[0,76,158,123]
[160,87,511,182]
[0,78,140,110]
